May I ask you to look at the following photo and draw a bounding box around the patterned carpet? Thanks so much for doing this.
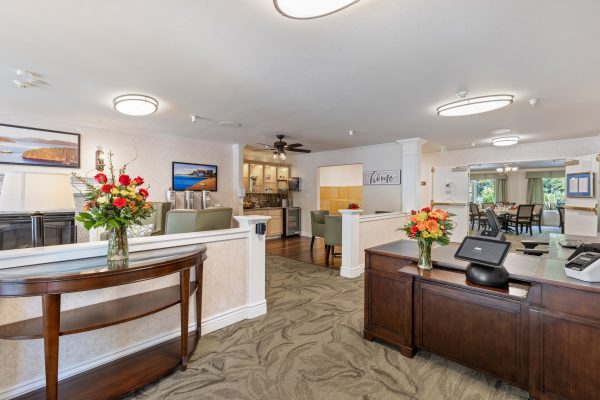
[127,255,528,400]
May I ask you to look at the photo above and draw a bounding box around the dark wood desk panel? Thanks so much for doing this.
[364,238,600,400]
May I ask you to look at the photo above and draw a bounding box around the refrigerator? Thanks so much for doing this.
[282,207,301,238]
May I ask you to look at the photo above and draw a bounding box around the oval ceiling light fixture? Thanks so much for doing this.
[113,94,158,116]
[492,136,520,147]
[274,0,360,19]
[437,94,514,117]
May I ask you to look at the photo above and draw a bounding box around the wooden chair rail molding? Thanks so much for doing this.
[564,204,598,215]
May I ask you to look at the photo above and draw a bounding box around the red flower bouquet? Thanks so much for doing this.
[73,152,154,262]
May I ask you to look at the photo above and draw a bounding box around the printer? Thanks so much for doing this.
[564,243,600,282]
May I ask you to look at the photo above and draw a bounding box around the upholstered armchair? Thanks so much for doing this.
[310,210,329,250]
[165,207,233,235]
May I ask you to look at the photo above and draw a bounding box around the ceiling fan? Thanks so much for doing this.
[257,134,311,160]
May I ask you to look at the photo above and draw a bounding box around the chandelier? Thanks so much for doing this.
[496,165,518,175]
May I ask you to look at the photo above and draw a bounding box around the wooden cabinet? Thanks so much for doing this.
[243,160,290,194]
[242,209,282,238]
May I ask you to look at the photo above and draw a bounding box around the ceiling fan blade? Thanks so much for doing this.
[286,143,303,148]
[287,148,311,153]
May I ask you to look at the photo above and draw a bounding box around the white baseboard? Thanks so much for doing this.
[0,301,267,400]
[340,263,365,278]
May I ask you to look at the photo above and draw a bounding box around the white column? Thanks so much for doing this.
[234,215,270,318]
[231,144,244,221]
[339,209,363,278]
[399,138,426,213]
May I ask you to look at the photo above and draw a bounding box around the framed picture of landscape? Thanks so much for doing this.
[0,124,80,168]
[172,161,218,191]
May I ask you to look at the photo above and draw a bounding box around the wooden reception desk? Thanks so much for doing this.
[364,236,600,400]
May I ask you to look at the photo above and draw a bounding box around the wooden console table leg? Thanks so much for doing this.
[42,294,61,400]
[195,264,203,335]
[180,269,190,371]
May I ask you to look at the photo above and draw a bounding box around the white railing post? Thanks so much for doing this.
[339,209,363,278]
[234,215,270,318]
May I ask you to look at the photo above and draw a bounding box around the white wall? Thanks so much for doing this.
[290,142,404,234]
[422,136,600,205]
[0,120,236,210]
[319,164,363,187]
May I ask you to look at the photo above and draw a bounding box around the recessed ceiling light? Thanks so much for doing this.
[274,0,360,19]
[437,94,514,116]
[492,136,519,147]
[113,94,158,116]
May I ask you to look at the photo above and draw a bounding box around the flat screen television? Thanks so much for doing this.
[172,161,218,192]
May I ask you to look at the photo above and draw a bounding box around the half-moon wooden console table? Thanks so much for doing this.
[0,245,207,400]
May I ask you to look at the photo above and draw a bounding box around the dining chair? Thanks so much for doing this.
[310,210,329,250]
[508,204,535,235]
[558,206,565,234]
[469,203,488,231]
[532,204,544,233]
[324,215,342,263]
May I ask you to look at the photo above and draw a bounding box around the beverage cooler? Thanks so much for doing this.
[282,207,301,238]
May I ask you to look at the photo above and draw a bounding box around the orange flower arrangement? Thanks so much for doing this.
[402,206,455,245]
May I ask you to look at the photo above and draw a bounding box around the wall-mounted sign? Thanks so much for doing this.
[363,170,401,185]
[566,172,595,198]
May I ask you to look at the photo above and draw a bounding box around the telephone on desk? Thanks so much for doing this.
[564,243,600,282]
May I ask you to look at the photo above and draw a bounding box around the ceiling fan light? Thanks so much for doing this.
[113,94,158,116]
[492,136,520,147]
[274,0,359,19]
[279,152,287,160]
[437,95,513,117]
[496,168,503,173]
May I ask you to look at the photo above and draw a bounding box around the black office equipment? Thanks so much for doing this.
[455,236,511,287]
[567,242,600,261]
[477,209,506,241]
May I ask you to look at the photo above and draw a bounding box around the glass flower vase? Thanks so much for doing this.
[417,238,433,270]
[107,225,129,262]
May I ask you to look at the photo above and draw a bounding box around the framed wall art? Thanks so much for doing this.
[566,171,595,198]
[172,161,218,191]
[0,123,80,168]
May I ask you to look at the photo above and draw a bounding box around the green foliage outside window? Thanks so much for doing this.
[475,179,495,204]
[543,177,565,210]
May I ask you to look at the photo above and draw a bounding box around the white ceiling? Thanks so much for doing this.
[1,0,600,152]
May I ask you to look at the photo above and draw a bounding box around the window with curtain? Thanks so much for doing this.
[525,170,565,207]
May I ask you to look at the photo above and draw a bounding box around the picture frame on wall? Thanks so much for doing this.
[0,123,81,168]
[172,161,218,191]
[566,171,595,198]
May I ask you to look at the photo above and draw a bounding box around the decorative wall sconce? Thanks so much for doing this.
[95,146,105,171]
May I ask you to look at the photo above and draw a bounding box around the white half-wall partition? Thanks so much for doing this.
[339,210,408,278]
[0,216,268,400]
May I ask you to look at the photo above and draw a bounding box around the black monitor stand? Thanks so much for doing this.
[465,263,509,287]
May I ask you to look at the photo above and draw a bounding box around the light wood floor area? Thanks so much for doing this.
[266,236,341,269]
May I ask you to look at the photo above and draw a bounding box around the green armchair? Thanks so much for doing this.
[324,215,342,263]
[165,207,233,235]
[310,210,329,250]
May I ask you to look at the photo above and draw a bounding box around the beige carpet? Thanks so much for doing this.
[127,255,528,400]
